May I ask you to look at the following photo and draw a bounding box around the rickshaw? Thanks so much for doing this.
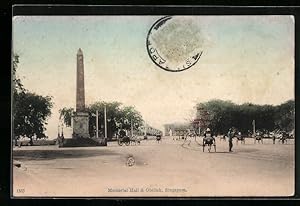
[203,136,216,152]
[202,128,216,152]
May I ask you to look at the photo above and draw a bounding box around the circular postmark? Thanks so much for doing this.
[146,16,204,72]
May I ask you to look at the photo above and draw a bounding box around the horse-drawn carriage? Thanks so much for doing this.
[118,135,141,146]
[118,135,131,146]
[117,130,141,146]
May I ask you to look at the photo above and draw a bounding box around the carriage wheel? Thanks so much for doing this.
[125,141,130,146]
[118,139,123,146]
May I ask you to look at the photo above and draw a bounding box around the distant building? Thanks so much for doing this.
[164,123,193,136]
[135,124,162,136]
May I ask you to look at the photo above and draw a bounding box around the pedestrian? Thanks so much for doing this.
[272,135,276,144]
[227,128,234,152]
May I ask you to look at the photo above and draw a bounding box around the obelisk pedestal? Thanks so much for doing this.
[72,112,90,138]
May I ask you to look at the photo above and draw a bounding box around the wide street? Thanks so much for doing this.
[13,136,294,197]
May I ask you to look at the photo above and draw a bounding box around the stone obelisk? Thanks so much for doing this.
[76,48,85,112]
[72,48,90,138]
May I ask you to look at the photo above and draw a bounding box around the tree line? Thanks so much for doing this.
[59,102,144,139]
[195,99,295,135]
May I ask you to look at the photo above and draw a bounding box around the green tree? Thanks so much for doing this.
[13,92,53,145]
[194,99,293,135]
[196,100,237,134]
[120,106,143,130]
[59,101,144,139]
[88,101,123,138]
[13,54,53,145]
[275,100,295,132]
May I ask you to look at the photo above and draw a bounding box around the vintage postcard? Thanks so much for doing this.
[12,14,295,197]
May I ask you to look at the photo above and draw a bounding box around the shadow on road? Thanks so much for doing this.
[13,149,119,161]
[181,143,260,154]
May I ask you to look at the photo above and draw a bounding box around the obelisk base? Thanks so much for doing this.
[72,112,90,139]
[60,111,107,147]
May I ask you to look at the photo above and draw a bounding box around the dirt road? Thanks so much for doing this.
[13,136,294,197]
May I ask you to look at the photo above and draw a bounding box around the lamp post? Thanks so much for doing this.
[96,110,99,138]
[57,124,60,138]
[61,123,64,138]
[91,110,100,138]
[104,105,107,139]
[131,119,133,137]
[144,121,147,136]
[198,121,201,137]
[252,119,256,137]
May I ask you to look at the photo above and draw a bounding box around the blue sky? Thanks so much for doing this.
[13,15,294,138]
